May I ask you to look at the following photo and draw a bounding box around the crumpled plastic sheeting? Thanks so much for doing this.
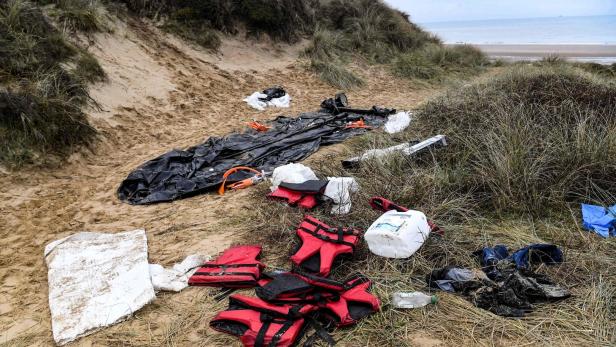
[270,163,318,191]
[427,266,570,317]
[324,177,359,214]
[471,270,570,317]
[45,230,155,346]
[118,104,389,205]
[150,254,211,292]
[426,267,489,293]
[243,92,291,111]
[384,111,411,134]
[581,203,616,238]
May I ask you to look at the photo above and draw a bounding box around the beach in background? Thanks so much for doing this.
[422,15,616,63]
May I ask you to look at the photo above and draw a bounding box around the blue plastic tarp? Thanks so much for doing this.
[581,204,616,238]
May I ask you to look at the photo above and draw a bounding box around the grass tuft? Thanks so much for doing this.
[0,0,99,167]
[415,64,616,213]
[53,0,108,32]
[393,44,488,81]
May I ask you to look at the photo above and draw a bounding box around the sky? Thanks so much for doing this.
[384,0,616,23]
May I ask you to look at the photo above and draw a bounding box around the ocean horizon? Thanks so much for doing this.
[419,15,616,45]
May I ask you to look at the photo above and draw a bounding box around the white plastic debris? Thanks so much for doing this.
[270,163,318,191]
[364,210,431,258]
[149,254,210,292]
[243,92,291,111]
[392,292,437,309]
[384,111,411,134]
[343,135,447,168]
[45,230,155,346]
[324,177,359,214]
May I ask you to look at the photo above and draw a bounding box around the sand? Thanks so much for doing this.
[468,44,616,63]
[0,19,435,345]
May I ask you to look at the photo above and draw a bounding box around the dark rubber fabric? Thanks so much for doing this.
[117,95,393,205]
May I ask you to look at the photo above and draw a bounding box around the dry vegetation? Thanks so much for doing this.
[237,63,616,346]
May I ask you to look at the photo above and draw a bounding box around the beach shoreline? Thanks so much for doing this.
[455,44,616,63]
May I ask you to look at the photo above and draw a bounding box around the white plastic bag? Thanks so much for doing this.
[149,254,210,292]
[364,210,431,258]
[243,92,291,111]
[270,163,318,191]
[324,177,359,214]
[384,111,411,134]
[243,92,268,111]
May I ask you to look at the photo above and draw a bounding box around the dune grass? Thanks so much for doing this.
[235,64,616,346]
[414,64,616,213]
[303,0,488,88]
[116,0,316,50]
[393,43,488,82]
[0,0,102,166]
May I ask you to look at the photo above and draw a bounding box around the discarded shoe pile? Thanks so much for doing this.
[189,215,379,346]
[426,244,570,317]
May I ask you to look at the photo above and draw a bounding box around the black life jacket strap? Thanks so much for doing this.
[298,225,357,249]
[197,263,261,268]
[302,218,358,236]
[255,314,296,347]
[193,264,260,278]
[303,316,336,347]
[192,271,258,278]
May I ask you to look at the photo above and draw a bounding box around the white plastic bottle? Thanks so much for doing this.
[392,292,438,309]
[364,210,431,258]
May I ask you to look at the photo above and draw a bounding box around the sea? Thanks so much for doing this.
[419,15,616,45]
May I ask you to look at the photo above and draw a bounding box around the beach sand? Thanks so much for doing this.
[465,44,616,63]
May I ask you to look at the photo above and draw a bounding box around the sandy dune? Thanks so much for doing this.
[0,19,433,346]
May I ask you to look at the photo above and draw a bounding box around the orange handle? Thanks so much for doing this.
[218,166,261,195]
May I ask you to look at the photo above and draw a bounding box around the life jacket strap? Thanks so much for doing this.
[299,225,358,249]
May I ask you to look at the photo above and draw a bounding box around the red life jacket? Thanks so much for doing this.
[188,245,264,288]
[268,186,317,209]
[256,272,380,328]
[210,294,316,347]
[268,180,329,210]
[319,275,380,327]
[290,216,360,276]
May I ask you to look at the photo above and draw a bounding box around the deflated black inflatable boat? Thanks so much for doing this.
[117,94,394,204]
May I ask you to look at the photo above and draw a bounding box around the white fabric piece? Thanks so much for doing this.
[324,177,359,214]
[149,254,210,292]
[45,230,155,346]
[270,163,318,191]
[243,92,291,111]
[384,111,411,134]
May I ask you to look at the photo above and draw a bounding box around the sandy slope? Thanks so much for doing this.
[0,19,434,346]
